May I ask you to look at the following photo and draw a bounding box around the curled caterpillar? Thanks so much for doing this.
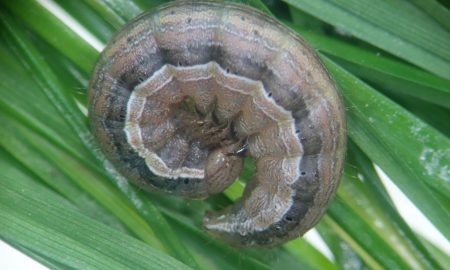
[88,1,346,247]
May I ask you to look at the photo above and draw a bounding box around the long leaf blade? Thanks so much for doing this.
[0,175,191,270]
[283,0,450,80]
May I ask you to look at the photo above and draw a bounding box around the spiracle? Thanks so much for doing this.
[88,1,346,247]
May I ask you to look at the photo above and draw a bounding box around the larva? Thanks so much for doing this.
[88,1,346,247]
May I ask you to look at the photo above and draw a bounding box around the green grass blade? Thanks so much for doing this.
[12,244,74,270]
[283,239,339,270]
[225,143,442,270]
[1,0,448,269]
[0,175,191,270]
[410,0,450,31]
[419,237,450,269]
[0,15,201,266]
[283,0,450,80]
[284,23,450,110]
[152,193,326,270]
[0,34,201,268]
[54,0,115,44]
[338,141,441,269]
[382,93,450,137]
[0,148,129,234]
[0,112,166,251]
[82,0,143,28]
[2,0,98,72]
[316,222,371,270]
[322,56,450,238]
[0,9,101,169]
[325,200,408,270]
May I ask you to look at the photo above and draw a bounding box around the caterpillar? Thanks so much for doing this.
[88,1,346,247]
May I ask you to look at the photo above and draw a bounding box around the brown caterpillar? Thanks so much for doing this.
[88,1,346,247]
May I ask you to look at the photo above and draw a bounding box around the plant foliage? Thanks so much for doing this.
[0,0,449,269]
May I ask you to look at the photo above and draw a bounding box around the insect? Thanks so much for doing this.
[88,1,346,247]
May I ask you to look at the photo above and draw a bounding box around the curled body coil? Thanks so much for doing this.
[89,1,346,247]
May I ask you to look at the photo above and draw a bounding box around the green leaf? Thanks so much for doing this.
[284,23,450,110]
[335,141,441,269]
[410,0,450,31]
[226,140,443,270]
[419,236,450,269]
[322,56,450,238]
[0,17,202,267]
[317,221,371,270]
[54,0,115,43]
[1,0,449,269]
[0,110,166,252]
[283,0,450,80]
[81,0,144,27]
[0,174,191,270]
[3,0,98,72]
[382,93,450,137]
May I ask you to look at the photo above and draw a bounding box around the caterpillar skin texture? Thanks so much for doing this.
[88,1,346,247]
